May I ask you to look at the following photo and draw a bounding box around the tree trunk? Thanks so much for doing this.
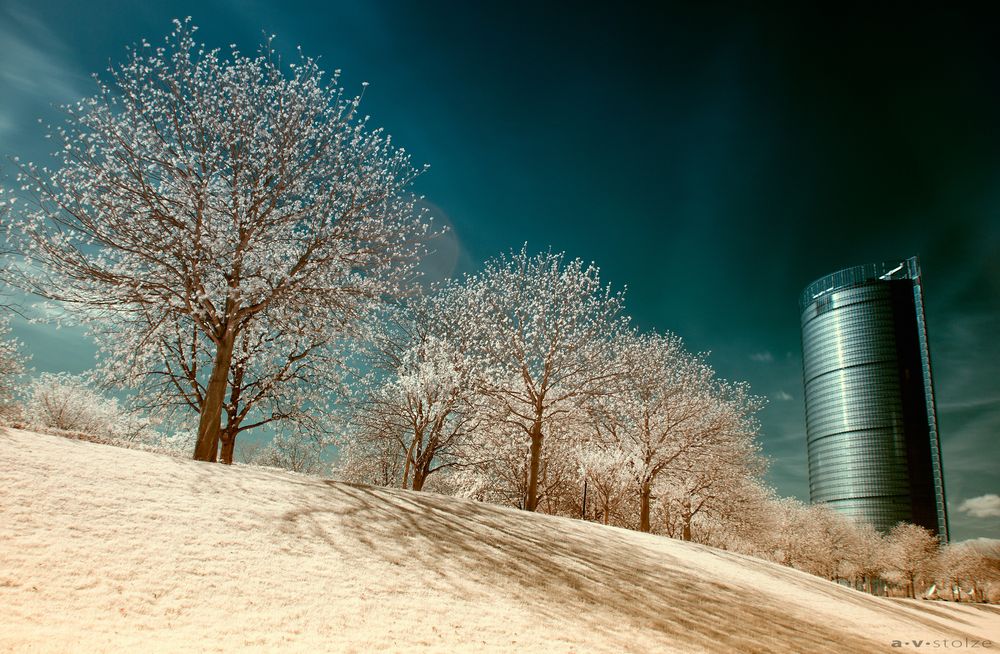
[402,433,418,489]
[525,420,543,512]
[681,497,693,541]
[193,327,237,462]
[219,429,237,465]
[639,480,652,532]
[411,450,432,491]
[682,515,692,541]
[412,459,433,492]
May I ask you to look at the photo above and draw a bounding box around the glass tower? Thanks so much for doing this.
[800,257,948,541]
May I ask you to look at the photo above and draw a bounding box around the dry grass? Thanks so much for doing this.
[1,427,997,653]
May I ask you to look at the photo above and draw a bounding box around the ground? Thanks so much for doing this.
[1,427,997,653]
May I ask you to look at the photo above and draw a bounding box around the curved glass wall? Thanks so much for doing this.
[800,257,948,540]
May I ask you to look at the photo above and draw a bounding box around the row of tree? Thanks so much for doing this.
[338,247,764,535]
[756,504,1000,602]
[3,358,996,601]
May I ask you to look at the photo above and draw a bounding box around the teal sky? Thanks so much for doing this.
[1,1,998,540]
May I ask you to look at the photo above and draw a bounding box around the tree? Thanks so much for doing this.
[334,433,404,488]
[0,317,26,415]
[351,300,479,491]
[245,430,330,475]
[355,337,475,490]
[692,478,778,556]
[805,505,865,582]
[939,540,1000,602]
[657,451,766,544]
[589,331,762,532]
[438,247,628,511]
[654,392,765,542]
[101,309,347,464]
[0,190,28,415]
[762,498,827,572]
[11,19,432,461]
[885,523,940,598]
[25,373,118,434]
[844,522,887,594]
[576,442,631,525]
[23,372,156,441]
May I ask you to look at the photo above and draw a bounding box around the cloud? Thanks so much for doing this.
[958,494,1000,519]
[0,3,86,148]
[750,351,774,363]
[772,391,793,401]
[938,395,1000,411]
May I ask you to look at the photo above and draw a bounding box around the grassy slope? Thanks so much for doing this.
[1,427,997,653]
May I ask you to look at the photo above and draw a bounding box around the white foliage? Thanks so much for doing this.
[24,372,159,443]
[939,540,1000,602]
[586,330,765,531]
[432,246,629,509]
[348,296,480,491]
[8,19,436,456]
[25,373,118,435]
[249,431,330,476]
[0,317,26,408]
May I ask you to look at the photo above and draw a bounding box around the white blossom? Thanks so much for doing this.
[8,19,436,460]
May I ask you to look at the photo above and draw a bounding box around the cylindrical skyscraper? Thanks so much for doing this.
[800,257,948,540]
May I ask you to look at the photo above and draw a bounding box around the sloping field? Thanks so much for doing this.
[1,427,997,653]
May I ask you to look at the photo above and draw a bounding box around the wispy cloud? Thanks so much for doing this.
[749,351,774,363]
[772,390,793,401]
[0,3,86,148]
[958,494,1000,519]
[938,395,1000,411]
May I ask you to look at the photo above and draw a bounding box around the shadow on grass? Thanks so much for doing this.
[271,480,903,654]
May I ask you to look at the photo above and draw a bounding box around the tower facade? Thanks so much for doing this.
[800,257,948,540]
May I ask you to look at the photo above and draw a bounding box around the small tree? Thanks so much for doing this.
[844,522,887,594]
[692,478,777,555]
[762,498,833,573]
[333,434,403,487]
[24,372,157,441]
[657,443,766,544]
[247,430,330,475]
[939,540,1000,602]
[11,19,433,462]
[26,373,117,434]
[886,523,940,598]
[589,331,763,532]
[576,442,630,525]
[351,298,478,491]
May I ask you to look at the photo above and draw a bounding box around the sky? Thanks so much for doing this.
[1,1,997,540]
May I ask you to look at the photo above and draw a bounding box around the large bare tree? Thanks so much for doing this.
[10,19,432,460]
